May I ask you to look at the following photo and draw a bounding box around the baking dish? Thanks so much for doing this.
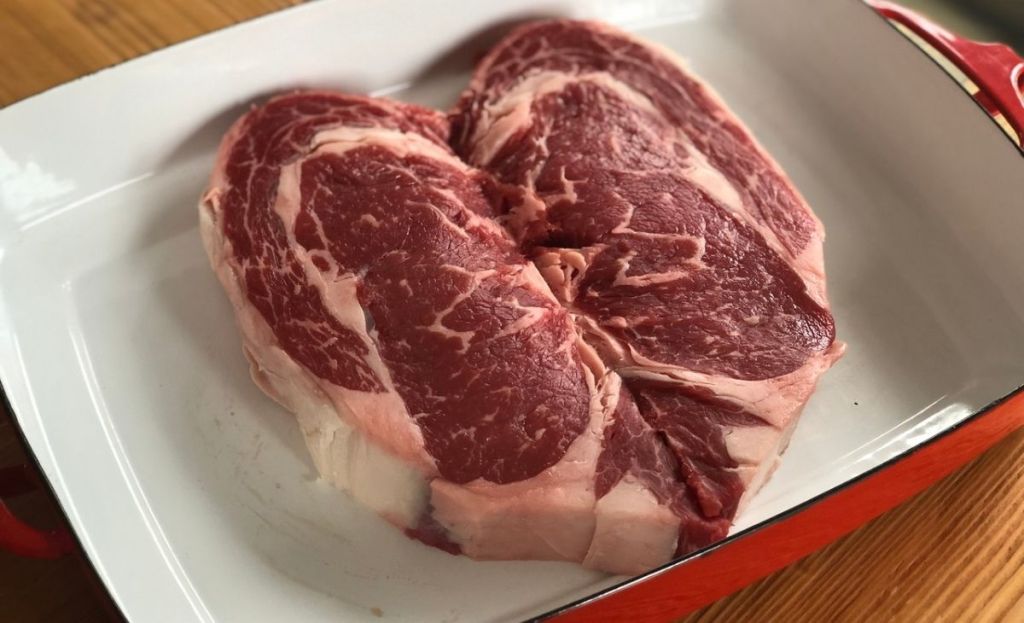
[0,1,1021,620]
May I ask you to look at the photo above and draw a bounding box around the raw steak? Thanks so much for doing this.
[200,92,602,548]
[450,20,844,567]
[201,20,842,577]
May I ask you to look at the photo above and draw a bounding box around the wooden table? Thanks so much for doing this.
[1,2,1022,622]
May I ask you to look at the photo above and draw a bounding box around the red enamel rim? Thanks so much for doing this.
[867,0,1024,148]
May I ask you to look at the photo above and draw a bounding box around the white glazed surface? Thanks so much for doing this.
[1,1,1022,621]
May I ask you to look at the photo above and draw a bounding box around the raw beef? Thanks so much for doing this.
[450,20,844,567]
[201,20,842,577]
[200,92,602,546]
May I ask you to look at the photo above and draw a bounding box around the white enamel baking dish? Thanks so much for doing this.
[0,0,1022,621]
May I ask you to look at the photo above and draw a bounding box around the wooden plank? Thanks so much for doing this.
[0,0,294,106]
[683,430,1024,623]
[0,3,1022,623]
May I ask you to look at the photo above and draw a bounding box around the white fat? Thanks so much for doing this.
[582,477,679,576]
[533,250,578,303]
[547,166,579,205]
[575,332,608,382]
[518,258,562,305]
[430,479,596,561]
[506,189,549,237]
[723,424,781,466]
[608,247,702,288]
[296,397,429,528]
[574,315,630,368]
[311,126,461,168]
[684,140,744,215]
[733,414,803,515]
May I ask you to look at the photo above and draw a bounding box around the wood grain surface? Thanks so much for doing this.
[1,2,1022,622]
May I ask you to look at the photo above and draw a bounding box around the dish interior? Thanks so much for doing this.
[1,0,1022,621]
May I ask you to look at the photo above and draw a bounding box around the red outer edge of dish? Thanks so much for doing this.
[867,0,1024,143]
[546,390,1024,622]
[0,465,74,559]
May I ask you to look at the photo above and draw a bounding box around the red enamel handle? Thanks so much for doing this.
[868,0,1024,143]
[0,464,74,559]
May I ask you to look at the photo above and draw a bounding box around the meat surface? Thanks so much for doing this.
[201,20,842,577]
[450,19,844,565]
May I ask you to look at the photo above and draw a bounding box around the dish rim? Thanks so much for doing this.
[0,1,1021,621]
